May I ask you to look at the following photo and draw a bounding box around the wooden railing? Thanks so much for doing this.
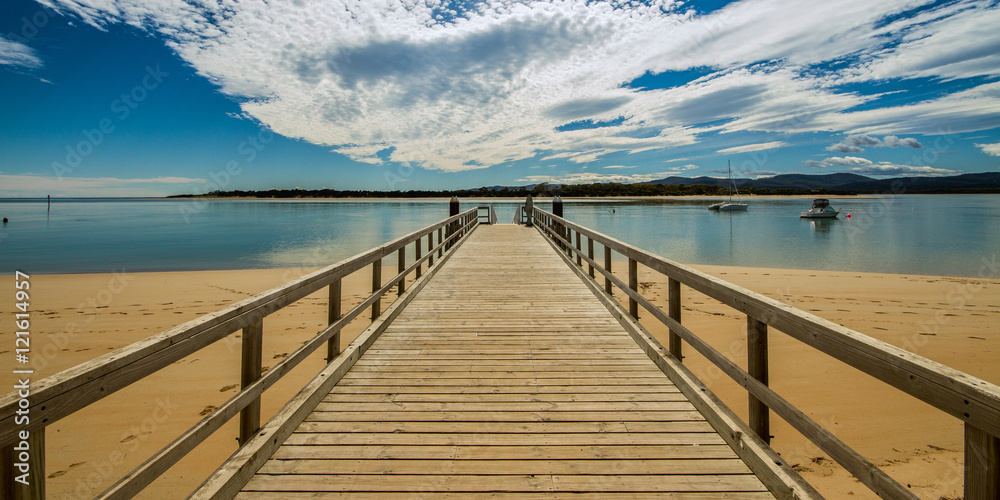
[530,207,1000,500]
[0,208,480,499]
[475,205,498,225]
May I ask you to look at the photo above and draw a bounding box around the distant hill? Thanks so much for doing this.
[643,172,1000,194]
[173,172,1000,200]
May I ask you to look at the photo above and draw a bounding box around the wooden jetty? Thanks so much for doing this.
[2,204,998,499]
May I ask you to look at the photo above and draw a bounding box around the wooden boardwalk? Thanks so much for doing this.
[237,225,772,498]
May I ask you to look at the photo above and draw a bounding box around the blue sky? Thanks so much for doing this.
[1,0,999,197]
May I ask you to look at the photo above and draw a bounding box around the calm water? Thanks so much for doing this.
[0,196,997,277]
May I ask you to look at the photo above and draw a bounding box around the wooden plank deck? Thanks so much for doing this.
[237,225,772,498]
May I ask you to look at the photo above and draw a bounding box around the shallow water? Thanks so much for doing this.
[0,195,997,276]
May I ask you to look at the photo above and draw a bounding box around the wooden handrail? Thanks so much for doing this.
[0,208,480,499]
[532,207,1000,500]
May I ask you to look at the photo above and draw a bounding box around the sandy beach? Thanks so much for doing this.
[2,261,998,499]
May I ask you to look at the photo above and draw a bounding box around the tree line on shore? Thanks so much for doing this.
[168,182,856,199]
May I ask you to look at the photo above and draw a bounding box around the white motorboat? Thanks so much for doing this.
[800,198,840,218]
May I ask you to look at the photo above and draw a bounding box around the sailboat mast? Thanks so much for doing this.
[728,160,733,202]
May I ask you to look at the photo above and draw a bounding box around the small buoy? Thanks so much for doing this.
[2,218,7,223]
[846,214,851,219]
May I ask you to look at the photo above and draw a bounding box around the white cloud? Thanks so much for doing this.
[843,164,959,177]
[0,173,205,197]
[603,165,636,169]
[841,1,1000,82]
[0,36,43,69]
[805,156,876,168]
[716,141,788,154]
[827,134,922,152]
[975,142,1000,156]
[517,171,678,185]
[804,157,957,176]
[37,0,1000,174]
[882,135,923,149]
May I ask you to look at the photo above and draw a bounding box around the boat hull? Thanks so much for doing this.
[800,211,839,218]
[718,203,749,212]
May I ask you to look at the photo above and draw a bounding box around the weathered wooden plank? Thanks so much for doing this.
[292,421,715,434]
[303,410,707,422]
[271,444,746,461]
[321,393,687,404]
[333,377,677,387]
[241,473,767,493]
[235,492,776,500]
[282,432,724,446]
[310,401,697,412]
[328,384,676,394]
[256,458,752,475]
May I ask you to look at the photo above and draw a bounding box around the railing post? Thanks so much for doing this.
[747,316,771,444]
[587,237,595,278]
[371,259,382,321]
[2,428,45,499]
[667,278,683,361]
[327,279,341,361]
[239,319,263,446]
[628,258,639,319]
[427,232,434,267]
[525,195,533,227]
[604,246,613,295]
[415,237,422,279]
[575,231,582,267]
[446,197,459,250]
[965,423,1000,499]
[397,247,406,296]
[437,227,443,257]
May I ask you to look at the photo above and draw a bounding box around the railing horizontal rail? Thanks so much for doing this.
[0,208,479,499]
[536,217,911,498]
[0,209,478,443]
[534,208,1000,436]
[532,207,1000,500]
[96,214,477,499]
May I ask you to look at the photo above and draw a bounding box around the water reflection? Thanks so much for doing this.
[808,218,837,234]
[1,196,998,276]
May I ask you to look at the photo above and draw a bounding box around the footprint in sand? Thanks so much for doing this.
[200,405,217,416]
[273,352,289,359]
[121,434,137,443]
[220,384,238,392]
[48,462,86,479]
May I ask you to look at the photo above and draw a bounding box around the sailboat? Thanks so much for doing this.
[708,160,748,212]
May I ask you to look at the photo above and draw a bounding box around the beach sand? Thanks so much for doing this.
[2,262,997,498]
